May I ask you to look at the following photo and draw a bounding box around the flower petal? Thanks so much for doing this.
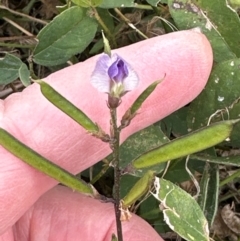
[108,58,129,83]
[91,53,139,97]
[122,62,139,92]
[90,54,111,93]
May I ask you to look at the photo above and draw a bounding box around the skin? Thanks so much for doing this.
[0,30,213,241]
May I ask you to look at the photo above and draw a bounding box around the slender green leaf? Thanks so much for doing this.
[146,0,161,6]
[204,163,219,226]
[72,0,102,7]
[191,153,240,167]
[99,0,135,8]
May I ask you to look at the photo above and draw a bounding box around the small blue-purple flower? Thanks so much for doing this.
[91,53,139,99]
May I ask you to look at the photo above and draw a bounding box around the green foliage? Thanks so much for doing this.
[153,178,210,241]
[0,54,30,86]
[72,0,103,7]
[146,0,161,6]
[99,0,135,8]
[0,128,94,195]
[1,1,240,240]
[33,7,98,66]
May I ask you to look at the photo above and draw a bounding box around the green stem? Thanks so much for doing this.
[90,159,110,184]
[133,3,155,10]
[220,169,240,187]
[92,7,117,48]
[110,107,123,241]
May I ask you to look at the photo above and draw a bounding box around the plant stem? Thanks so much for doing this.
[110,107,123,241]
[0,5,48,25]
[114,8,148,40]
[92,7,117,48]
[220,168,240,187]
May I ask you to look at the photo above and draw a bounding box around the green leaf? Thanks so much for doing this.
[146,0,161,6]
[191,153,240,167]
[19,61,31,86]
[196,0,240,57]
[0,128,94,196]
[72,0,103,7]
[187,59,240,146]
[0,54,30,86]
[99,0,135,8]
[153,178,210,241]
[120,124,169,177]
[33,7,97,66]
[203,163,219,226]
[168,0,236,62]
[129,120,239,170]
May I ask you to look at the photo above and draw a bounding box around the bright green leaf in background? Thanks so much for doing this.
[153,178,210,241]
[119,125,169,177]
[195,0,240,57]
[99,0,135,8]
[146,0,161,6]
[33,7,97,66]
[71,0,103,7]
[187,58,240,147]
[168,0,236,62]
[0,54,30,86]
[198,162,219,226]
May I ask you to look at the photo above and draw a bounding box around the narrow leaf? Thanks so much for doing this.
[72,0,103,7]
[191,153,240,167]
[99,0,134,8]
[0,128,93,195]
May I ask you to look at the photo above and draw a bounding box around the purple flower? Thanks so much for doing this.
[91,53,139,99]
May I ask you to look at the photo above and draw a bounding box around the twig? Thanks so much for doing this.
[114,8,148,39]
[0,5,48,25]
[2,17,34,36]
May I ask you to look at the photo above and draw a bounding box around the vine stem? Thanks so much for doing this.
[92,7,117,48]
[110,107,123,241]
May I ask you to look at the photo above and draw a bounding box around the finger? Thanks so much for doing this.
[12,186,164,241]
[0,30,213,234]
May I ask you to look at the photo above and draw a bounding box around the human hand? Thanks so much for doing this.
[0,30,213,241]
